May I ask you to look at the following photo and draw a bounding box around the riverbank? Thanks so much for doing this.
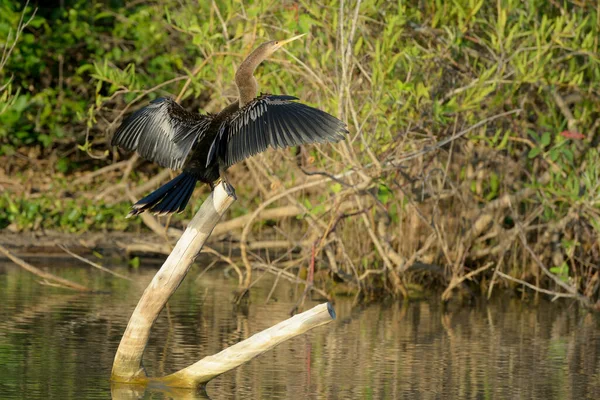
[2,1,599,307]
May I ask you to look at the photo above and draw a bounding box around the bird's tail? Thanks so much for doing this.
[127,172,197,217]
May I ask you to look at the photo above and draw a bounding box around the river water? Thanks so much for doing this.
[0,261,598,399]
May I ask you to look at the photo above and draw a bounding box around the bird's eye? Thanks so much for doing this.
[275,41,279,45]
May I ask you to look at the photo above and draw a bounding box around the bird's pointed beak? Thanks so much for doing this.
[275,33,307,49]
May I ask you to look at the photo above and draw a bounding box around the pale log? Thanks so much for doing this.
[111,181,336,389]
[157,302,336,388]
[111,183,236,382]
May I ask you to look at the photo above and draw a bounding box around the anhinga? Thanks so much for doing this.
[111,34,347,216]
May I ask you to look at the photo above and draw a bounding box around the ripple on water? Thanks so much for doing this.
[0,263,599,399]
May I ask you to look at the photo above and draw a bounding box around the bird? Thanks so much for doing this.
[111,34,348,217]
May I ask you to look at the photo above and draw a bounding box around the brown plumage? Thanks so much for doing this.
[111,35,348,216]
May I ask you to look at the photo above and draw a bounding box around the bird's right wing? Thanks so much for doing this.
[111,97,213,170]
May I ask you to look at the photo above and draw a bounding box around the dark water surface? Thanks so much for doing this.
[0,261,598,399]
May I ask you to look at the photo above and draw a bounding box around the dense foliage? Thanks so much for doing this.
[1,0,599,304]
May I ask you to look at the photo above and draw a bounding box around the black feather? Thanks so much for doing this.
[206,94,347,167]
[112,97,212,170]
[128,172,198,217]
[114,93,347,217]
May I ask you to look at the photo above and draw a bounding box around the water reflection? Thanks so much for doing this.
[111,382,211,400]
[0,261,598,399]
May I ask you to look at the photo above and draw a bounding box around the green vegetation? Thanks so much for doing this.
[0,192,137,232]
[1,0,599,304]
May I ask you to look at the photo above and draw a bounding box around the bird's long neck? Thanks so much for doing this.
[235,46,269,107]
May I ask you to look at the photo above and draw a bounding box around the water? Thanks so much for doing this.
[0,260,598,399]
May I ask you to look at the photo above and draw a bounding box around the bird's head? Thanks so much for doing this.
[236,33,307,105]
[256,33,307,59]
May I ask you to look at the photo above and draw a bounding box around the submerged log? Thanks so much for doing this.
[111,182,336,388]
[158,302,335,388]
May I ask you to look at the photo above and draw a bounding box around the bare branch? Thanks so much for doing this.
[0,244,91,292]
[58,244,132,281]
[112,183,236,381]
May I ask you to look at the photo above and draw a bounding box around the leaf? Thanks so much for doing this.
[129,257,140,269]
[496,130,511,150]
[540,132,551,148]
[528,147,541,159]
[377,185,392,205]
[56,158,70,173]
[561,148,574,163]
[527,129,540,142]
[312,204,325,215]
[331,183,342,194]
[299,14,315,33]
[549,262,569,283]
[489,172,499,198]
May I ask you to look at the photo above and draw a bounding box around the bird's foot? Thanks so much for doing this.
[223,181,237,200]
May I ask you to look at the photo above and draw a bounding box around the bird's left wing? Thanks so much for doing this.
[112,97,213,170]
[207,94,347,167]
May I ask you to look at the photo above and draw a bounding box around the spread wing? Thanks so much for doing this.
[207,94,348,167]
[111,97,213,170]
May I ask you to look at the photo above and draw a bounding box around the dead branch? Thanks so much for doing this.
[112,183,236,382]
[213,205,302,236]
[441,262,493,300]
[156,302,335,388]
[247,239,311,251]
[518,230,591,307]
[201,246,243,287]
[111,183,334,388]
[254,262,330,299]
[122,242,170,256]
[387,109,522,166]
[402,233,438,274]
[58,244,132,281]
[349,174,406,297]
[0,244,91,292]
[376,216,406,271]
[495,270,579,301]
[72,160,129,185]
[239,178,334,288]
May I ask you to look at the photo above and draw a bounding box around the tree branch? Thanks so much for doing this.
[111,183,236,381]
[157,302,335,388]
[111,182,335,389]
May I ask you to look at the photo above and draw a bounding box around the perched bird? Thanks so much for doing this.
[111,34,347,216]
